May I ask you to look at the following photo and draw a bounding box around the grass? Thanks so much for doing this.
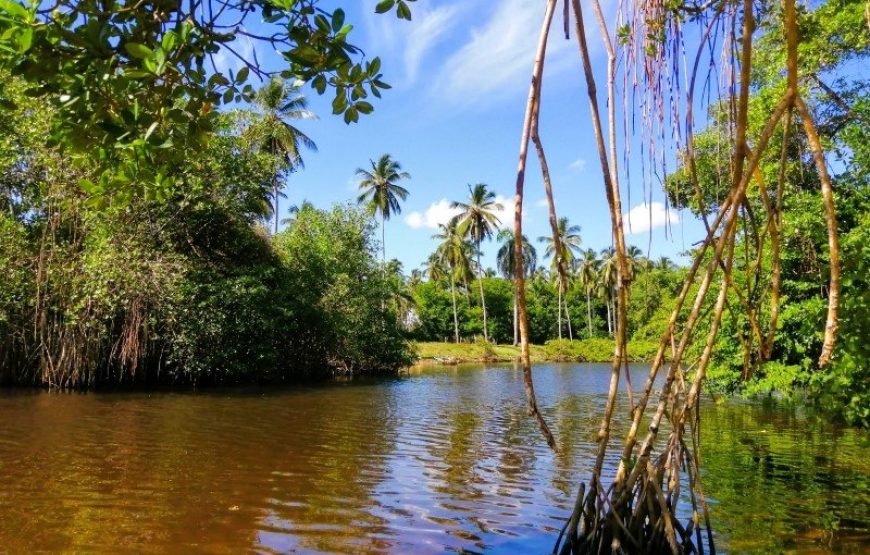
[413,338,662,364]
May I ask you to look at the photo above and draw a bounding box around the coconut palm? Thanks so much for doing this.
[451,183,503,343]
[657,256,675,271]
[577,248,599,337]
[626,245,646,277]
[246,77,318,234]
[408,269,423,289]
[599,247,618,336]
[496,228,537,345]
[539,217,582,340]
[280,199,315,227]
[356,154,411,268]
[422,253,447,283]
[433,220,473,343]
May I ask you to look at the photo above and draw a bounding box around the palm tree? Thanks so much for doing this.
[451,183,503,343]
[356,154,411,269]
[577,248,599,337]
[422,253,447,283]
[539,217,582,340]
[599,247,618,337]
[433,220,472,343]
[626,245,646,277]
[408,268,423,289]
[280,199,315,227]
[247,77,318,234]
[496,228,537,345]
[657,256,675,271]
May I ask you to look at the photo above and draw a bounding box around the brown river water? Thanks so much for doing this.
[0,363,867,554]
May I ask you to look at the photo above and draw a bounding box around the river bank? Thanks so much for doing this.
[412,339,662,366]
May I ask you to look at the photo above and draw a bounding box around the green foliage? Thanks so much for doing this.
[0,0,406,202]
[0,79,411,386]
[662,0,870,425]
[542,338,660,363]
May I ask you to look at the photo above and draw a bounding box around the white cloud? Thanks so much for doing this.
[405,194,519,230]
[569,158,586,172]
[364,4,461,86]
[212,34,255,77]
[404,6,460,83]
[535,197,550,209]
[404,199,462,229]
[434,0,573,103]
[491,194,517,226]
[624,202,680,235]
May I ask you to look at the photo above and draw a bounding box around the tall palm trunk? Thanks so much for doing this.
[557,284,563,340]
[585,289,592,337]
[381,214,386,275]
[273,180,280,235]
[606,295,612,336]
[476,249,489,342]
[565,295,573,341]
[513,293,518,345]
[450,270,460,343]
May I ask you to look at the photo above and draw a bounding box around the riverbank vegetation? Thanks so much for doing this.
[0,75,413,386]
[413,339,661,364]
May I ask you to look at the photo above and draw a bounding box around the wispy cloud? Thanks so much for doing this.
[404,6,460,83]
[213,34,255,77]
[624,202,680,234]
[569,158,586,172]
[434,0,574,104]
[364,4,461,86]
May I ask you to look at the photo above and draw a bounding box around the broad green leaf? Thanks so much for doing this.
[397,1,411,20]
[235,66,249,84]
[124,42,153,59]
[375,0,395,14]
[332,8,345,32]
[0,0,28,19]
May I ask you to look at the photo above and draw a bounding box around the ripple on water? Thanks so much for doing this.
[0,363,867,554]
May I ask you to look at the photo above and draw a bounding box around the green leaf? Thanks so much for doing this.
[312,74,327,95]
[0,0,28,19]
[235,66,249,84]
[397,1,412,20]
[343,106,358,124]
[375,0,395,14]
[332,8,345,32]
[124,42,153,59]
[124,69,153,79]
[368,57,381,76]
[17,27,32,52]
[161,31,177,52]
[331,91,347,114]
[355,101,373,114]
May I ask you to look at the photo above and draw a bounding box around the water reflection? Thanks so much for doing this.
[0,364,867,554]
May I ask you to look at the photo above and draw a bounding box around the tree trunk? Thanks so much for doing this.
[606,295,612,336]
[557,283,563,340]
[273,180,279,235]
[565,294,573,341]
[513,293,518,346]
[477,250,489,342]
[450,271,460,344]
[586,290,592,337]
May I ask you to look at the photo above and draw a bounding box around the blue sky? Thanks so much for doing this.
[224,0,709,272]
